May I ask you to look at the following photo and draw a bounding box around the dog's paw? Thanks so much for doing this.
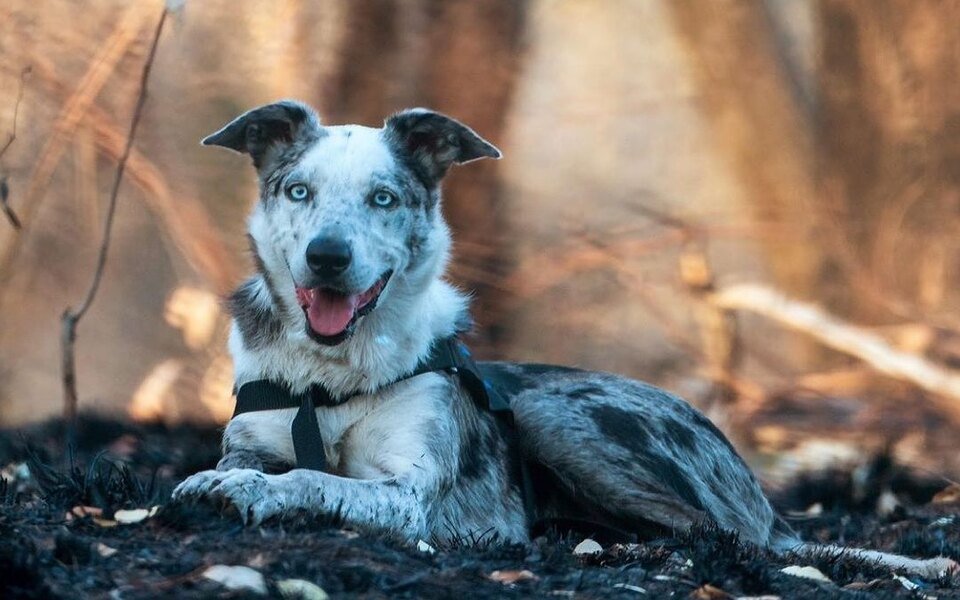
[172,469,287,526]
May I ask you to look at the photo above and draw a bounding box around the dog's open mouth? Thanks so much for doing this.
[295,271,392,345]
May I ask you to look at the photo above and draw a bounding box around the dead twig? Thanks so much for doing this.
[0,3,149,284]
[0,66,31,229]
[61,7,169,441]
[711,283,960,421]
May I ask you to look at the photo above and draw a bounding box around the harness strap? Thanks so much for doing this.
[232,336,538,529]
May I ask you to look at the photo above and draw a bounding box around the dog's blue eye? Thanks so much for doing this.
[372,190,397,208]
[287,184,310,202]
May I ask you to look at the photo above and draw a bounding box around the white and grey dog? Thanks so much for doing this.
[173,100,955,578]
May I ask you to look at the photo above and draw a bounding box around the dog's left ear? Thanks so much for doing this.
[202,100,322,171]
[385,109,501,184]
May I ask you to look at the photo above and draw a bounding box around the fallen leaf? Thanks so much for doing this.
[93,518,118,528]
[277,579,329,600]
[573,538,603,556]
[489,569,538,584]
[612,583,647,594]
[66,505,103,521]
[843,579,881,591]
[202,565,267,595]
[932,483,960,504]
[95,543,117,558]
[416,539,436,554]
[692,584,732,599]
[114,506,159,524]
[779,566,832,583]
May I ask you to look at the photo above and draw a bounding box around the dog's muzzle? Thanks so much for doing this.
[295,271,392,345]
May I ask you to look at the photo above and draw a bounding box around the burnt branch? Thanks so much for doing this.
[61,8,169,441]
[0,66,31,229]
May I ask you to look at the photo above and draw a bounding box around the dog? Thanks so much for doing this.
[173,100,956,579]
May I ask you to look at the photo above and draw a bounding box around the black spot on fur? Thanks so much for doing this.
[477,364,538,394]
[458,423,498,481]
[587,404,652,454]
[637,454,706,513]
[588,404,706,513]
[228,278,285,351]
[664,420,697,452]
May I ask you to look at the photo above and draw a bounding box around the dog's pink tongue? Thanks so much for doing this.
[306,290,359,336]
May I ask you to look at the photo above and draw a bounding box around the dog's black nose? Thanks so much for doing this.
[306,236,352,276]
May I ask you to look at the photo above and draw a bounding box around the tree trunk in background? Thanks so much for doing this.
[667,1,831,301]
[817,0,960,321]
[319,0,527,353]
[667,0,837,365]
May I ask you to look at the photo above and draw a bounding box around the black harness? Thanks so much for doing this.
[232,336,538,527]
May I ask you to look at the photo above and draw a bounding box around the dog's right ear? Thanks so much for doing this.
[202,100,322,170]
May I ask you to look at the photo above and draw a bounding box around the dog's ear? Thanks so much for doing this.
[202,100,322,170]
[385,108,501,184]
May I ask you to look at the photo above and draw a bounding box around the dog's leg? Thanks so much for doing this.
[214,411,297,473]
[172,468,429,542]
[216,450,264,471]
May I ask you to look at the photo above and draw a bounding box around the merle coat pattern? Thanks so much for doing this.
[173,101,956,579]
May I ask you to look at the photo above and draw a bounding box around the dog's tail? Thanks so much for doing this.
[769,516,958,579]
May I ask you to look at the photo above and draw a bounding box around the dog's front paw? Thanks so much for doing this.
[172,469,287,526]
[172,469,223,499]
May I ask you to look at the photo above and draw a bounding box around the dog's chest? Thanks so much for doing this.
[225,373,450,479]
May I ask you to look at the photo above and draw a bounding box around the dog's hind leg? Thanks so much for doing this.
[509,376,779,546]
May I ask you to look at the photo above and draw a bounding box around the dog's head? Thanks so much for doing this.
[204,100,500,346]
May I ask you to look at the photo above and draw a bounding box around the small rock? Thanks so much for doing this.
[416,539,436,554]
[573,538,602,556]
[779,565,832,583]
[95,543,118,558]
[277,579,329,600]
[66,505,102,521]
[114,509,150,524]
[203,565,267,595]
[875,490,900,517]
[692,584,731,599]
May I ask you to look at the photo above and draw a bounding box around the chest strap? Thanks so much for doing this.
[232,336,536,526]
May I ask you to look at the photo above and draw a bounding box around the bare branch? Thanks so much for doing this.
[711,283,960,420]
[0,67,31,229]
[61,7,169,435]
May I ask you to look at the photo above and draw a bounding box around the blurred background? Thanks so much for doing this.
[1,0,959,485]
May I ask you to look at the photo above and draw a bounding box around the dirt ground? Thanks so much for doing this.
[1,414,958,599]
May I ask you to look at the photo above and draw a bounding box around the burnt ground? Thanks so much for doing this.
[1,414,959,599]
